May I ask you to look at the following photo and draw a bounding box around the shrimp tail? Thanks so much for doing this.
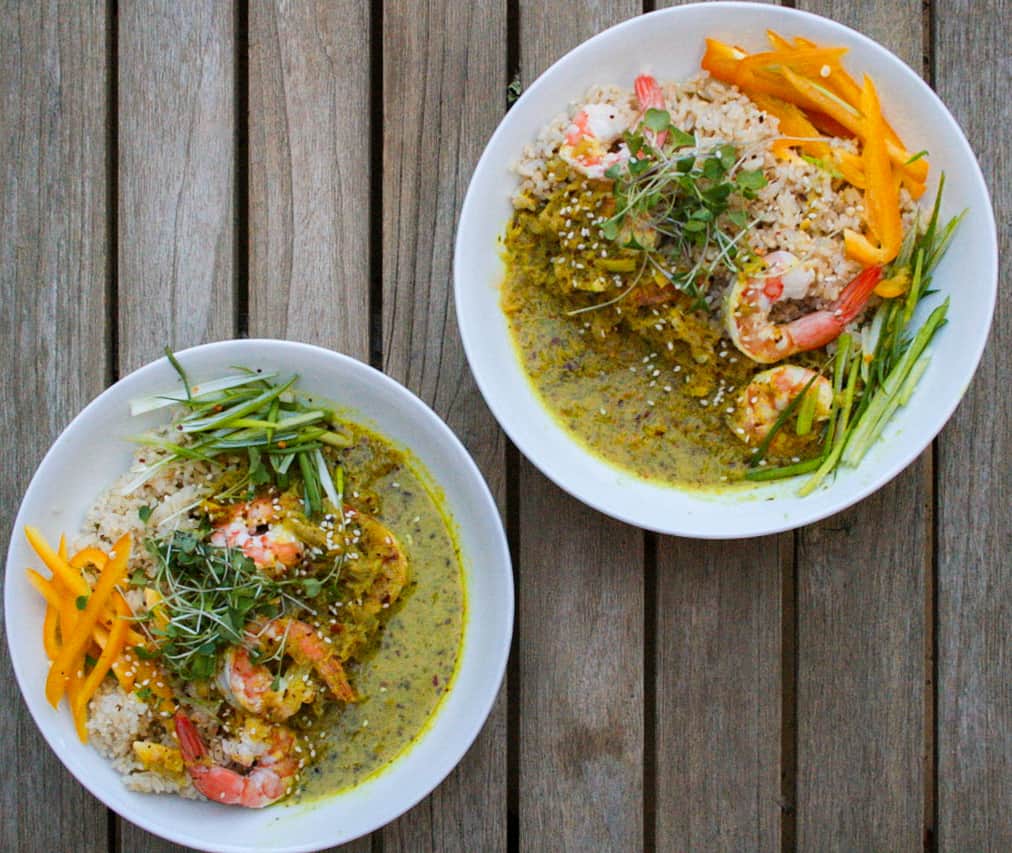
[786,265,882,352]
[635,74,667,147]
[175,712,210,767]
[832,265,883,323]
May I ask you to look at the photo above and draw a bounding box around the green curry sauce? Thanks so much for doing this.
[293,429,464,801]
[501,172,822,488]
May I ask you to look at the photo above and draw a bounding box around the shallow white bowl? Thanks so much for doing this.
[455,1,997,538]
[4,339,513,852]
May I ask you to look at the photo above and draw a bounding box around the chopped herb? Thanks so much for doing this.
[138,505,153,523]
[143,530,342,681]
[127,355,343,518]
[75,595,88,611]
[600,122,766,307]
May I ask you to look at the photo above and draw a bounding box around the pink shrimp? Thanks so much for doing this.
[174,713,301,808]
[726,254,883,364]
[244,617,356,704]
[634,74,667,147]
[560,73,668,179]
[210,496,302,573]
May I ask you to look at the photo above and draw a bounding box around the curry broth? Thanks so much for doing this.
[292,429,464,800]
[501,176,827,488]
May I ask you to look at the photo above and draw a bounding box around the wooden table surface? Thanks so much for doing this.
[2,2,1008,851]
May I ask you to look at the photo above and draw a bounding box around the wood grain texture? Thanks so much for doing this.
[118,0,235,374]
[517,462,645,850]
[790,4,931,850]
[516,2,645,849]
[380,1,508,848]
[0,2,109,848]
[654,537,783,851]
[117,2,236,850]
[934,1,1012,848]
[248,0,369,353]
[648,5,782,851]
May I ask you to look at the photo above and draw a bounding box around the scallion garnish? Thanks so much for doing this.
[128,353,350,518]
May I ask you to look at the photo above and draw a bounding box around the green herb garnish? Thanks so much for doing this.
[127,355,352,518]
[600,109,766,307]
[138,505,153,523]
[144,530,342,681]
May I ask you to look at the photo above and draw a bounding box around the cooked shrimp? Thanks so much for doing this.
[216,645,315,722]
[175,712,300,808]
[209,496,302,573]
[219,617,355,718]
[728,365,833,450]
[634,73,667,147]
[349,509,409,618]
[560,74,667,179]
[725,252,882,363]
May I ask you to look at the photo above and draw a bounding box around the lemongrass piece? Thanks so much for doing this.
[179,377,296,433]
[842,301,948,465]
[129,371,277,416]
[799,354,862,496]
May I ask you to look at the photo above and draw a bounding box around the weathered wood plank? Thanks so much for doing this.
[516,3,644,849]
[118,1,235,849]
[648,3,783,850]
[791,5,930,849]
[380,1,508,848]
[248,0,369,353]
[654,537,784,850]
[517,462,645,849]
[0,2,110,848]
[935,1,1012,848]
[248,3,371,850]
[118,0,235,374]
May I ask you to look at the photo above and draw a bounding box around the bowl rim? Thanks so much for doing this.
[4,338,514,852]
[453,0,998,539]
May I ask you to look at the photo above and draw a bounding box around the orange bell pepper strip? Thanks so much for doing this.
[749,92,829,159]
[45,534,131,708]
[701,38,747,81]
[780,67,928,183]
[70,547,110,572]
[738,45,850,80]
[24,526,90,598]
[844,76,903,266]
[72,591,133,743]
[43,601,60,659]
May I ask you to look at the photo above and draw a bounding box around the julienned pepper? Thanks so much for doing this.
[748,92,828,159]
[844,76,903,266]
[701,37,928,189]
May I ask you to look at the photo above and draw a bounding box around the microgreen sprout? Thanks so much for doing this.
[600,111,768,307]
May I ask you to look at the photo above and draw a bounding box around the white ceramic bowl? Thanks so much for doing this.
[4,340,513,852]
[455,1,997,538]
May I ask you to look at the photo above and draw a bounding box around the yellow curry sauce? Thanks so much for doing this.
[293,428,464,800]
[502,171,821,488]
